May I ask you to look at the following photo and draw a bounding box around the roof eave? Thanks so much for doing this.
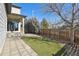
[5,3,12,14]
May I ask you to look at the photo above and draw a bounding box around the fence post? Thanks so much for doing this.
[58,30,59,40]
[49,29,50,38]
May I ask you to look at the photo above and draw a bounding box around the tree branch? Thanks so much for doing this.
[48,4,71,24]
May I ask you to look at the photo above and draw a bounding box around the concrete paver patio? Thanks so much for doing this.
[0,37,38,56]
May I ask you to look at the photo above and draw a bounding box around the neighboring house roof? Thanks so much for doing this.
[12,5,21,9]
[8,13,26,22]
[10,13,26,18]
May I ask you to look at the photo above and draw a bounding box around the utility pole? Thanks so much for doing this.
[32,10,34,18]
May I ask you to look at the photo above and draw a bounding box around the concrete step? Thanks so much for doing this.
[7,32,22,37]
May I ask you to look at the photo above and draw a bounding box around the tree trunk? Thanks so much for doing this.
[70,27,74,43]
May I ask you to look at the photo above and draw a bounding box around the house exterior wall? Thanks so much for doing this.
[11,7,21,14]
[0,3,7,53]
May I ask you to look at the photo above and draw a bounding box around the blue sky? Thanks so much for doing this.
[15,3,59,24]
[15,3,72,24]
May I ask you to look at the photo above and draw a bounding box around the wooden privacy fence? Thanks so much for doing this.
[74,30,79,45]
[38,29,79,44]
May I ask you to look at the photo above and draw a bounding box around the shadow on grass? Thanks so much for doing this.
[52,43,73,56]
[52,45,66,56]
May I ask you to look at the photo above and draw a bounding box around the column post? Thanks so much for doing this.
[22,18,25,34]
[18,22,21,32]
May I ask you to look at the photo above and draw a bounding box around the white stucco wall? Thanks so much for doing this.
[11,7,21,14]
[0,4,7,53]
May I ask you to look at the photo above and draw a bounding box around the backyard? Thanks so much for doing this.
[22,36,64,56]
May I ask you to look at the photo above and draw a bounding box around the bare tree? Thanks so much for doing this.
[43,3,79,43]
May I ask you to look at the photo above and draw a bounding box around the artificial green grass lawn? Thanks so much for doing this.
[22,36,63,56]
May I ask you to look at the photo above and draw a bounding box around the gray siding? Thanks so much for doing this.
[0,4,7,52]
